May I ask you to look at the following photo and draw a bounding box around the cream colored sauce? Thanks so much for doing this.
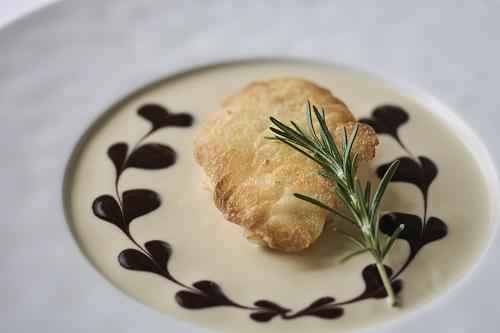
[65,60,497,333]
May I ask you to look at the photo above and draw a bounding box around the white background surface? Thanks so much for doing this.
[0,0,56,27]
[1,1,500,333]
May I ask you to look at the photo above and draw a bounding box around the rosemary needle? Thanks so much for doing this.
[269,101,403,307]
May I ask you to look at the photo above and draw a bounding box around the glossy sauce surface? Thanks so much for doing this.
[65,61,496,333]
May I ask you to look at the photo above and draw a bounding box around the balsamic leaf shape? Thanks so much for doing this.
[359,105,409,142]
[192,280,231,302]
[305,306,344,319]
[126,144,176,170]
[118,248,162,275]
[359,264,402,299]
[254,300,289,311]
[144,240,172,269]
[122,189,161,225]
[296,296,342,319]
[175,280,235,309]
[138,104,194,130]
[252,300,290,322]
[300,297,336,313]
[380,212,423,254]
[377,156,437,197]
[421,216,448,246]
[92,195,124,228]
[175,290,231,309]
[107,143,128,176]
[380,213,448,255]
[250,311,281,322]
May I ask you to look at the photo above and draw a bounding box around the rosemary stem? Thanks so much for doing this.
[375,261,399,307]
[269,101,402,307]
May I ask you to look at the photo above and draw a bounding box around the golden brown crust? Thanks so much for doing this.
[194,78,378,252]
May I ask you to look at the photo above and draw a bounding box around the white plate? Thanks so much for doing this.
[2,1,500,333]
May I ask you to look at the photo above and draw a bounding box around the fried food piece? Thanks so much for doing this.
[194,78,378,252]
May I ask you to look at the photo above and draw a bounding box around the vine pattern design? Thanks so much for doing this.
[91,103,447,322]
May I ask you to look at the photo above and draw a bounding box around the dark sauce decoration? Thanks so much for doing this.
[360,105,448,279]
[360,105,409,151]
[92,103,447,322]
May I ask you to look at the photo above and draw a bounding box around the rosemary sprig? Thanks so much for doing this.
[269,101,403,306]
